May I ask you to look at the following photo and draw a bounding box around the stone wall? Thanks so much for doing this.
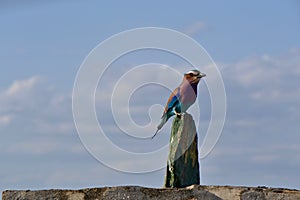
[3,185,300,200]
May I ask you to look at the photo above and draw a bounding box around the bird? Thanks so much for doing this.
[152,69,206,139]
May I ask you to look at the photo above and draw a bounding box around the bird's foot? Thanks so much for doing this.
[174,111,184,118]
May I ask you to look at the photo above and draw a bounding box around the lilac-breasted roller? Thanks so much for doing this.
[152,69,206,139]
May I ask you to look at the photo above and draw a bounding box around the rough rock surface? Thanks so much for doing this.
[165,113,200,188]
[3,185,300,200]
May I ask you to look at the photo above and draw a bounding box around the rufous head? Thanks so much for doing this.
[184,69,206,84]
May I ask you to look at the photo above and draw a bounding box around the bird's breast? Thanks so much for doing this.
[179,83,197,112]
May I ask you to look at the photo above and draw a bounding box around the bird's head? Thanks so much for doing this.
[183,69,206,84]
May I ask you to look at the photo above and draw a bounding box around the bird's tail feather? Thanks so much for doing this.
[152,114,168,139]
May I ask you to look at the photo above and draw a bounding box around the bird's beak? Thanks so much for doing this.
[198,72,206,78]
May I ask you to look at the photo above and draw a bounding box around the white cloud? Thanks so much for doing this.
[251,154,278,164]
[222,50,300,105]
[183,22,209,36]
[250,88,300,102]
[224,50,300,88]
[5,138,86,156]
[0,76,78,157]
[5,76,41,96]
[6,139,58,155]
[0,115,12,126]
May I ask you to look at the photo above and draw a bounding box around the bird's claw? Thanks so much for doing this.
[174,111,184,118]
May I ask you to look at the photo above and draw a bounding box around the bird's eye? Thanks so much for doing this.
[189,73,194,76]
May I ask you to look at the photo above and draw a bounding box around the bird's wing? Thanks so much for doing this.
[162,87,180,117]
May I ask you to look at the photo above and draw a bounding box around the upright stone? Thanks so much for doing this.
[164,113,200,188]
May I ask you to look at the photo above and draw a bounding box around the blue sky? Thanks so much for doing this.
[1,0,300,196]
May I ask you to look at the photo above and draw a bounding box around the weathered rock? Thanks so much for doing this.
[3,185,300,200]
[2,185,221,200]
[203,185,300,200]
[165,113,200,188]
